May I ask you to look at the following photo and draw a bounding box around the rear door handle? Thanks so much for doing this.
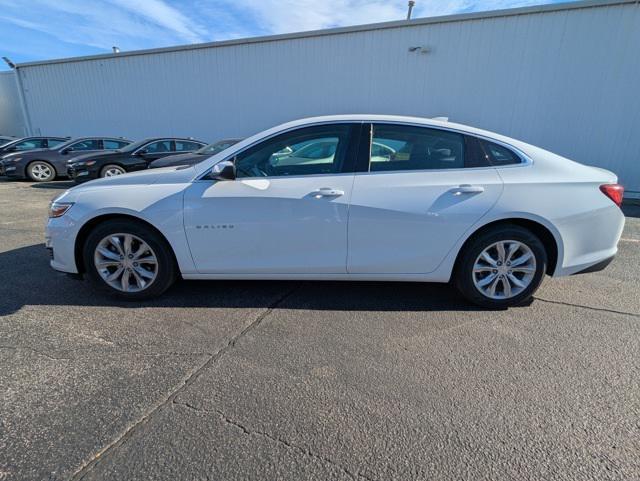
[311,187,344,197]
[451,184,484,195]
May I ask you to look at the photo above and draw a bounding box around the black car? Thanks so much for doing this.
[0,136,69,158]
[67,137,207,182]
[0,137,131,182]
[148,138,242,169]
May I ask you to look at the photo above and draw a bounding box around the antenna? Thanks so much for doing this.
[406,1,416,20]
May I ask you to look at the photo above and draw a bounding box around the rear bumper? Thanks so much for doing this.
[572,255,615,275]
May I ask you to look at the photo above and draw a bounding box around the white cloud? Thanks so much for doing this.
[109,0,207,43]
[215,0,550,35]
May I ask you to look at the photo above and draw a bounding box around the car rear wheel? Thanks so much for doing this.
[27,161,55,182]
[455,225,547,308]
[100,164,126,177]
[83,219,177,299]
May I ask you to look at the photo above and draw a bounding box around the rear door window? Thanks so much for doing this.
[369,124,465,171]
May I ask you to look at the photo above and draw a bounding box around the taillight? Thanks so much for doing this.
[600,184,624,207]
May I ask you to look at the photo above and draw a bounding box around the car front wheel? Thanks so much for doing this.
[27,161,55,182]
[455,225,547,308]
[83,220,177,299]
[100,164,126,177]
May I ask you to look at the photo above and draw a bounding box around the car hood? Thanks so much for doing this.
[64,165,197,194]
[149,152,204,168]
[68,150,121,163]
[2,148,52,160]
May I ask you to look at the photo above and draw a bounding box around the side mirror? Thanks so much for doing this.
[61,147,72,155]
[136,149,148,156]
[209,160,236,181]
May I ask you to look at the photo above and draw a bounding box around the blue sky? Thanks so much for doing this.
[0,0,571,71]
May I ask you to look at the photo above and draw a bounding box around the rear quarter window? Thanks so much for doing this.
[480,139,522,166]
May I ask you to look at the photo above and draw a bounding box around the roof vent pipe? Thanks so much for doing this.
[407,1,416,20]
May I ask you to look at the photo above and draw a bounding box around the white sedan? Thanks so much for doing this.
[45,115,625,308]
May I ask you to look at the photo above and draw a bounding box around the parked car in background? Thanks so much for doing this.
[0,136,17,147]
[0,136,69,158]
[46,115,625,308]
[67,137,207,182]
[0,137,131,182]
[149,138,242,169]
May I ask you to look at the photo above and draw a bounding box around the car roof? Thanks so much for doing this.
[66,136,132,142]
[139,137,206,142]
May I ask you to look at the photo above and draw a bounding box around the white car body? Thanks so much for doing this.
[46,115,624,286]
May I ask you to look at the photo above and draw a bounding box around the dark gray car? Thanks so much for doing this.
[0,137,131,182]
[148,138,242,169]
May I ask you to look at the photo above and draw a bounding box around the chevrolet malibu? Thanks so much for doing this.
[45,115,625,308]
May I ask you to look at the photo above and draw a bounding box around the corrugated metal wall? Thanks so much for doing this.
[16,0,640,192]
[0,71,25,137]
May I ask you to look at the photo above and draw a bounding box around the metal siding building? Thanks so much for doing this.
[0,71,25,136]
[3,0,640,193]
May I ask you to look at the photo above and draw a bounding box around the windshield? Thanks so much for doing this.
[117,139,152,153]
[196,139,242,155]
[54,138,82,150]
[0,138,25,149]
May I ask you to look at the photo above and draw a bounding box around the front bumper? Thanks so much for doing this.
[67,165,94,183]
[0,162,25,178]
[46,215,81,274]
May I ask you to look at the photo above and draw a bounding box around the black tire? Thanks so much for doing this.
[455,225,547,308]
[83,219,177,300]
[100,164,126,178]
[27,161,56,182]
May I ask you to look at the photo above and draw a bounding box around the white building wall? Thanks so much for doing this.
[15,0,640,193]
[0,71,26,137]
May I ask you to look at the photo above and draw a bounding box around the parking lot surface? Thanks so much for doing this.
[1,179,639,481]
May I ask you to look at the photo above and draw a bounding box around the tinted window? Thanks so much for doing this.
[235,124,352,178]
[481,140,522,166]
[103,140,129,149]
[14,139,46,151]
[144,141,172,153]
[370,124,465,171]
[48,139,66,148]
[175,141,202,152]
[68,139,101,151]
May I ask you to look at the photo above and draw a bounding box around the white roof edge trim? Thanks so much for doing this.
[13,0,636,69]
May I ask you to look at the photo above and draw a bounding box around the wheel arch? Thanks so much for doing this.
[74,213,178,275]
[453,216,562,277]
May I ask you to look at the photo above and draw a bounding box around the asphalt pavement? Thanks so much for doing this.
[1,179,638,481]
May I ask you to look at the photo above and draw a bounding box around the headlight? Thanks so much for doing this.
[49,201,74,218]
[70,159,95,167]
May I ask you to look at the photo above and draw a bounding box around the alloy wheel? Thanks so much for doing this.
[472,240,536,300]
[104,167,125,177]
[93,233,158,292]
[31,163,53,181]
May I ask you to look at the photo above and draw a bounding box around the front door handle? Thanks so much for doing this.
[451,184,484,195]
[311,187,345,197]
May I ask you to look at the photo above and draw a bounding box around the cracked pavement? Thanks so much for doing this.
[1,179,639,481]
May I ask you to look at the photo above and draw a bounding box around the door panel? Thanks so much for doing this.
[348,169,502,274]
[184,123,360,274]
[184,175,354,273]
